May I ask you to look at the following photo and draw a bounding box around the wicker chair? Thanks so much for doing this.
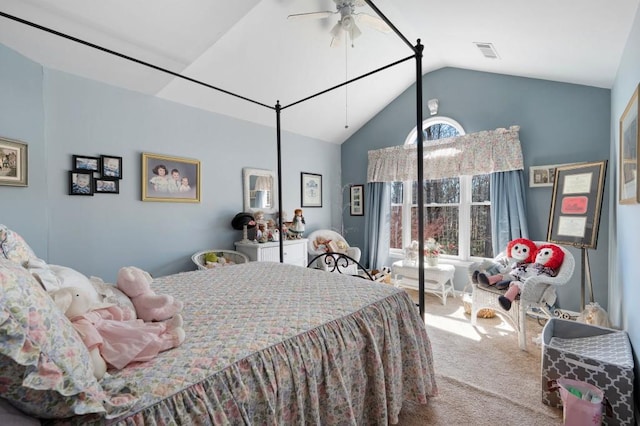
[191,249,250,270]
[468,241,575,350]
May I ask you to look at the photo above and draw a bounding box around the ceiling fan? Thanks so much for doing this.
[287,0,391,47]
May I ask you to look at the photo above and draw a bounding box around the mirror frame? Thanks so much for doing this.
[243,167,278,214]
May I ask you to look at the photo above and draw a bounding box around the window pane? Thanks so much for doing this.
[390,182,403,204]
[425,123,459,141]
[424,178,460,204]
[409,206,459,255]
[471,205,492,257]
[390,205,403,250]
[472,174,490,202]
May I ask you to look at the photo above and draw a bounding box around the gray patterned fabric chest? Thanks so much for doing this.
[541,318,634,425]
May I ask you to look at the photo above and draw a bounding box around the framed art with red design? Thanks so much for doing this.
[547,161,607,249]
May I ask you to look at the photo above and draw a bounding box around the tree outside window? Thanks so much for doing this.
[390,118,493,260]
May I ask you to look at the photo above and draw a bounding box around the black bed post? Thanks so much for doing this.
[275,101,284,263]
[414,40,425,318]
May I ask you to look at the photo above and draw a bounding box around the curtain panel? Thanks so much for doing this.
[367,125,524,182]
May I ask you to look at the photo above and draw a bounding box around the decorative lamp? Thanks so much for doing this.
[232,212,256,243]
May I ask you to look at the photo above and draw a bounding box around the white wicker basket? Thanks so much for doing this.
[191,250,250,270]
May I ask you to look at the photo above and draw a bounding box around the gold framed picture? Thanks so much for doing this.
[141,152,200,203]
[0,136,28,187]
[619,83,639,204]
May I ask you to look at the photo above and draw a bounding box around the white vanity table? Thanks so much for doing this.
[235,239,308,267]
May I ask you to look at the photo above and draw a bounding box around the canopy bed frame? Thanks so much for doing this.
[0,1,430,316]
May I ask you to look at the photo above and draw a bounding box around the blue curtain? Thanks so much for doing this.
[490,170,529,255]
[363,182,390,269]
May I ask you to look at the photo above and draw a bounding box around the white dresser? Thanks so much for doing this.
[234,239,308,267]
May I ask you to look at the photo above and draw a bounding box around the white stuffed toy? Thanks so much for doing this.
[51,286,185,380]
[116,266,183,322]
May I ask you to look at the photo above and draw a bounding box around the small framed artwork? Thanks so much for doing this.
[141,152,200,203]
[350,184,364,216]
[547,160,607,249]
[301,172,322,207]
[101,155,123,179]
[72,155,100,172]
[69,171,94,196]
[0,136,28,187]
[619,83,638,204]
[529,163,574,188]
[95,178,119,194]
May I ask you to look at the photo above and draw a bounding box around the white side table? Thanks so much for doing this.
[392,260,456,305]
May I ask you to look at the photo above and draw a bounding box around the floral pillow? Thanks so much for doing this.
[0,224,37,266]
[0,258,107,419]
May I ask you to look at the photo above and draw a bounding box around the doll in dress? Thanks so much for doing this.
[288,208,306,239]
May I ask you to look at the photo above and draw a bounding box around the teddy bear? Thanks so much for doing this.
[51,286,185,380]
[474,238,538,290]
[498,243,565,311]
[116,266,183,322]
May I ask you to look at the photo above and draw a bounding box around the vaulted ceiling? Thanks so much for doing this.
[1,0,638,144]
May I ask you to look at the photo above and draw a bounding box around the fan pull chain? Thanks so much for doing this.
[344,41,349,129]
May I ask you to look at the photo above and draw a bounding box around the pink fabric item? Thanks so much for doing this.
[70,306,175,370]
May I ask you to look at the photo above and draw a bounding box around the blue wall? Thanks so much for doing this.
[0,44,341,283]
[610,3,640,408]
[342,67,611,314]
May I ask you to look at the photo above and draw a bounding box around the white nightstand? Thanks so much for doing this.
[392,260,456,305]
[234,239,308,267]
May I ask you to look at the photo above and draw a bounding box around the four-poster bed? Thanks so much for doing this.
[0,1,436,424]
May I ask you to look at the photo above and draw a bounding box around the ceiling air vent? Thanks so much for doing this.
[474,42,500,59]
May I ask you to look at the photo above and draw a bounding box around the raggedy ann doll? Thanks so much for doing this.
[498,244,565,311]
[474,238,537,290]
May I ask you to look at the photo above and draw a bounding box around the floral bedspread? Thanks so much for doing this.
[58,262,437,425]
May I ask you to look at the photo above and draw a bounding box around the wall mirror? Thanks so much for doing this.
[243,167,277,214]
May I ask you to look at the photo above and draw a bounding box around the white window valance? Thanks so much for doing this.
[367,125,524,182]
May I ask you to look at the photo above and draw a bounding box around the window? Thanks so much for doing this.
[389,117,493,260]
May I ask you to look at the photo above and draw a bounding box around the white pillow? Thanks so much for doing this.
[47,264,101,304]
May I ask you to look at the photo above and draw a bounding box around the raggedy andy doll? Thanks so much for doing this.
[474,238,537,290]
[498,244,565,311]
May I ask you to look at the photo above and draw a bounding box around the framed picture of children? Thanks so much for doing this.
[95,178,119,194]
[0,137,28,187]
[101,155,123,179]
[69,171,94,196]
[141,152,201,203]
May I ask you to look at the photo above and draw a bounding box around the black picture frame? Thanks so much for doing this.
[301,172,322,207]
[350,184,364,216]
[101,155,123,179]
[68,171,94,196]
[72,155,100,172]
[547,160,607,249]
[95,178,119,194]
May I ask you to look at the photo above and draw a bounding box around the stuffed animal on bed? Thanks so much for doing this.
[475,238,537,290]
[116,266,183,322]
[498,244,565,311]
[51,286,185,380]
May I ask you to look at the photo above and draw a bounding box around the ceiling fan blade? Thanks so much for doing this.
[287,11,335,20]
[355,13,391,33]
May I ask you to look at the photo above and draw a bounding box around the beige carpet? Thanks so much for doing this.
[396,290,563,425]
